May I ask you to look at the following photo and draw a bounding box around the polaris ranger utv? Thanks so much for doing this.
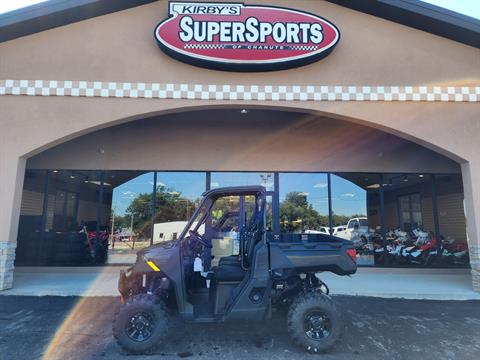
[114,186,357,354]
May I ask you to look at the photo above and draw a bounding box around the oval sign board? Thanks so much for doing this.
[154,2,340,71]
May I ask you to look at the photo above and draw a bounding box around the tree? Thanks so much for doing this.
[280,192,328,233]
[121,185,198,239]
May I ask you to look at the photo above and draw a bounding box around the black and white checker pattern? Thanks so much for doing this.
[184,44,226,49]
[289,45,318,51]
[0,80,479,102]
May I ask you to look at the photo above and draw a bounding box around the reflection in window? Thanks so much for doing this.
[16,170,47,265]
[109,171,155,264]
[332,174,381,265]
[211,172,274,191]
[279,173,329,241]
[398,194,422,231]
[153,172,206,243]
[53,190,79,231]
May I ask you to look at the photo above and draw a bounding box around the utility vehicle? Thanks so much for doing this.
[113,186,357,354]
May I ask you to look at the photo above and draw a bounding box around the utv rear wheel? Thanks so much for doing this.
[287,292,341,353]
[113,294,168,354]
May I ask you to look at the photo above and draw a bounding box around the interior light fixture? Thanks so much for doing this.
[52,170,59,173]
[240,109,248,114]
[403,175,409,182]
[419,174,424,178]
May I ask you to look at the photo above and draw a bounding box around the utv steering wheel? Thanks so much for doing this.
[188,230,212,248]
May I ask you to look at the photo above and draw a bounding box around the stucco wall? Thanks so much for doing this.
[26,110,461,173]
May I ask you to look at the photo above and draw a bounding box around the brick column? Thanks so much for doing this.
[461,161,480,292]
[0,156,26,290]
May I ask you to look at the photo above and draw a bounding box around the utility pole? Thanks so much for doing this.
[130,213,135,250]
[110,207,115,249]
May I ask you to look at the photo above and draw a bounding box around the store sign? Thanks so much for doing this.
[154,2,340,71]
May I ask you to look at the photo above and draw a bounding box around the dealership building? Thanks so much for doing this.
[0,0,479,292]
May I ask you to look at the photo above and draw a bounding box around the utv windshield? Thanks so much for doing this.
[181,202,210,239]
[179,189,264,243]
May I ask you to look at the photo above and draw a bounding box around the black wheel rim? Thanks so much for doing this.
[125,312,154,342]
[303,310,332,341]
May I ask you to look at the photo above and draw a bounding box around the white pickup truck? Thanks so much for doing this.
[305,226,347,236]
[335,217,370,246]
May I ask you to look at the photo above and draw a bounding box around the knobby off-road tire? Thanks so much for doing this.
[287,292,342,354]
[113,294,169,354]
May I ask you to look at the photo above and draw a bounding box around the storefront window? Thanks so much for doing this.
[211,172,274,191]
[435,174,469,267]
[279,173,329,242]
[153,172,206,243]
[108,171,154,264]
[331,173,381,265]
[16,170,47,265]
[382,173,441,267]
[398,193,422,231]
[16,170,468,269]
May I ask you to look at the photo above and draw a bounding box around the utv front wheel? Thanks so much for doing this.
[287,292,341,353]
[113,294,168,354]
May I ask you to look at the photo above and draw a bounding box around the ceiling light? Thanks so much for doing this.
[86,180,112,186]
[419,174,424,178]
[240,109,248,114]
[366,184,380,189]
[403,176,408,182]
[52,170,59,173]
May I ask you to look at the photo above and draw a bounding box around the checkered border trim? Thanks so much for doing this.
[290,45,318,51]
[0,80,479,102]
[184,44,226,49]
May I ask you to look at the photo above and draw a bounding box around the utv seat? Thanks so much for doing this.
[214,194,265,283]
[213,264,245,281]
[218,255,240,266]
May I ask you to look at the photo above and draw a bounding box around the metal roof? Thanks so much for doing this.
[0,0,478,47]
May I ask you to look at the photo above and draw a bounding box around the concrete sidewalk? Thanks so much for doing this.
[1,266,479,300]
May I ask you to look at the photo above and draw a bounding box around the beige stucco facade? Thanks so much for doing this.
[0,0,479,290]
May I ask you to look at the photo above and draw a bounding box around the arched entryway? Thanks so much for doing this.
[15,107,469,271]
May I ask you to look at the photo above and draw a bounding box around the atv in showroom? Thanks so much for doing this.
[114,186,357,354]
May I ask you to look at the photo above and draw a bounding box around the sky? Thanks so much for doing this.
[0,0,479,19]
[0,0,47,14]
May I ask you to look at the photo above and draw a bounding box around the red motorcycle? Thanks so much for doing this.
[80,222,110,264]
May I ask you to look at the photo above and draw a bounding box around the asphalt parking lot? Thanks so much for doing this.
[0,295,479,360]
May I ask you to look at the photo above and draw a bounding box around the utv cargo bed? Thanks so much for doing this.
[269,235,356,276]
